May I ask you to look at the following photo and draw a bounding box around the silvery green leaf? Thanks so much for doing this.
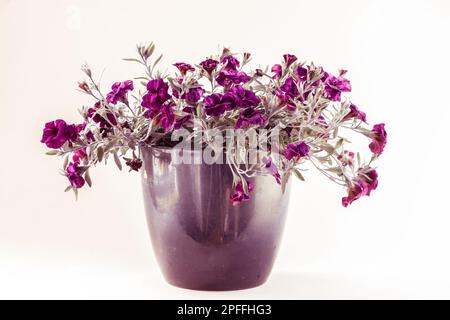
[76,165,89,174]
[104,139,117,153]
[113,151,122,171]
[85,169,92,187]
[335,138,344,150]
[46,150,59,156]
[321,143,335,154]
[324,167,343,174]
[63,154,69,170]
[292,168,305,181]
[146,43,155,57]
[64,186,73,192]
[97,146,104,162]
[153,54,163,68]
[123,58,143,64]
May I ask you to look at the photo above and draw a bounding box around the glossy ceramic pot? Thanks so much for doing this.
[141,145,291,291]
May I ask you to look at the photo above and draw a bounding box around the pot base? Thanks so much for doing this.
[165,278,268,291]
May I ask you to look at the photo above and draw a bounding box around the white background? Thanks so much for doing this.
[1,0,450,299]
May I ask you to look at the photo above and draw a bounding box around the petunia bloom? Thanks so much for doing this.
[40,119,78,149]
[229,180,254,206]
[236,107,265,129]
[271,64,282,79]
[337,150,355,166]
[221,55,240,70]
[369,123,387,156]
[141,79,171,118]
[280,77,299,98]
[66,162,85,189]
[204,93,236,116]
[263,157,281,184]
[323,73,352,101]
[182,86,204,104]
[73,147,87,164]
[227,85,260,108]
[284,141,310,160]
[87,102,117,128]
[278,77,300,110]
[343,103,367,123]
[173,62,195,76]
[255,68,264,77]
[199,58,219,74]
[296,66,308,82]
[160,104,175,132]
[78,82,89,92]
[174,115,192,129]
[283,54,297,67]
[124,157,142,172]
[106,80,133,105]
[216,70,251,87]
[342,168,378,207]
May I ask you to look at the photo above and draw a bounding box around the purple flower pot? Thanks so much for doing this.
[141,146,291,291]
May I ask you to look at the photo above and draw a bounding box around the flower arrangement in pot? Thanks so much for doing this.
[41,43,387,291]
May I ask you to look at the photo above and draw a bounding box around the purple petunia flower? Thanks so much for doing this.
[369,123,387,156]
[280,77,299,98]
[174,115,192,129]
[141,79,171,118]
[66,162,85,189]
[40,119,78,149]
[235,107,265,129]
[85,130,95,142]
[76,123,86,133]
[216,70,251,87]
[204,94,225,116]
[255,69,264,77]
[337,150,355,167]
[76,122,94,141]
[72,147,87,164]
[173,62,195,76]
[87,102,118,128]
[124,157,142,172]
[263,157,281,184]
[284,141,310,160]
[296,66,308,82]
[204,93,236,116]
[323,73,352,101]
[199,58,219,74]
[342,168,378,207]
[344,104,367,123]
[227,85,260,108]
[106,80,133,105]
[279,77,300,109]
[160,104,175,132]
[271,64,282,79]
[283,54,297,67]
[182,87,204,104]
[182,106,194,113]
[229,180,254,206]
[221,55,240,70]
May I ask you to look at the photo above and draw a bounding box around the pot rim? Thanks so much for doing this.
[140,144,216,154]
